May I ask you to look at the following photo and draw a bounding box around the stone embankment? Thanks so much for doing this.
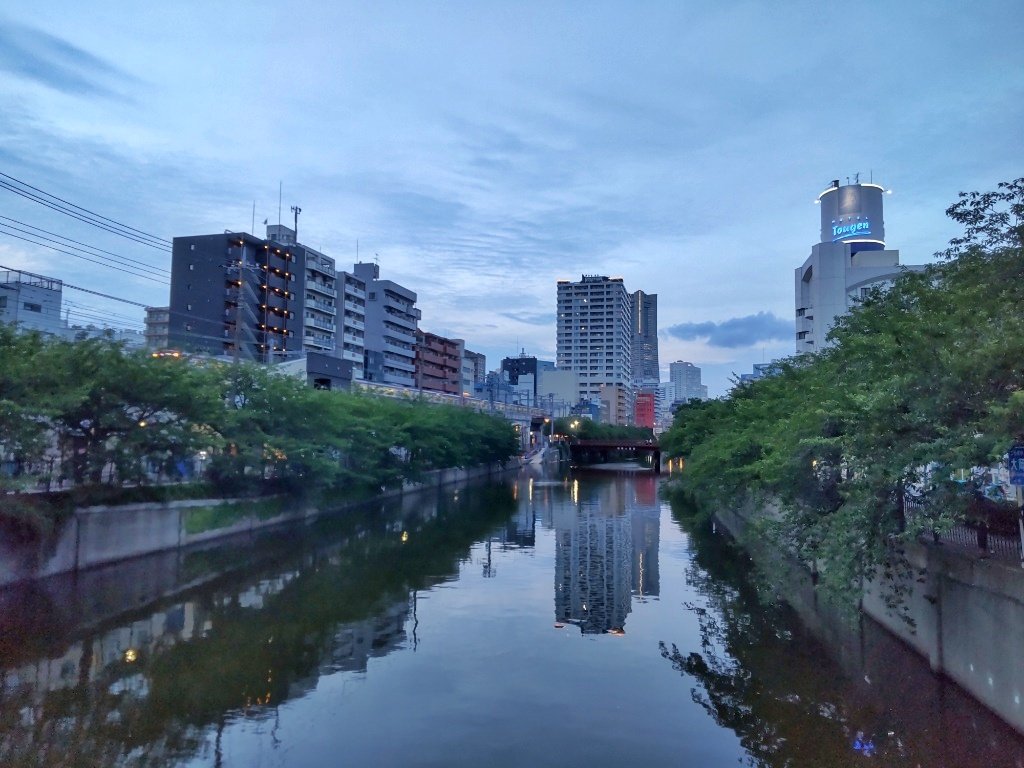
[714,502,1024,735]
[0,460,519,587]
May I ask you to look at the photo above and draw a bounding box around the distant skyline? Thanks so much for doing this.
[0,2,1020,395]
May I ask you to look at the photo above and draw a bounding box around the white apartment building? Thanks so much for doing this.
[336,270,367,379]
[556,275,632,425]
[355,262,420,387]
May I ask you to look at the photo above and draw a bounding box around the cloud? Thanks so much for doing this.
[498,311,555,327]
[665,311,792,348]
[0,20,135,99]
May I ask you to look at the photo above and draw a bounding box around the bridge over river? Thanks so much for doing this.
[565,438,663,472]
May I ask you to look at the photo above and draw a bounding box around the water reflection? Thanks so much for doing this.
[0,484,516,767]
[665,498,1024,767]
[553,472,661,633]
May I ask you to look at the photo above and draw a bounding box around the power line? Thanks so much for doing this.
[0,221,168,280]
[1,263,154,309]
[0,215,169,276]
[0,171,171,248]
[0,227,168,283]
[63,300,144,327]
[0,178,171,252]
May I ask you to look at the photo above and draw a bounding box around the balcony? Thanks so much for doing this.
[308,281,336,298]
[307,260,334,278]
[306,298,336,315]
[306,316,336,332]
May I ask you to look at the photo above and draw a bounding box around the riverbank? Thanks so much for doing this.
[711,500,1024,735]
[0,459,521,587]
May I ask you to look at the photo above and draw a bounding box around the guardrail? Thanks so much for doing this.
[905,498,1023,563]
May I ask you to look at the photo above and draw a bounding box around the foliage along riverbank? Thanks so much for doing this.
[0,334,518,534]
[661,179,1024,606]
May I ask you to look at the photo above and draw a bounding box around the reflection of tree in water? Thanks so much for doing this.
[662,504,903,767]
[0,485,517,767]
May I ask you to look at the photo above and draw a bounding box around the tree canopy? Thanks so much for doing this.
[662,178,1024,604]
[0,335,518,502]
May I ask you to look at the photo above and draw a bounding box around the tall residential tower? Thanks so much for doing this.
[556,275,632,424]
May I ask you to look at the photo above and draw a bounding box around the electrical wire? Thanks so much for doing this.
[0,215,169,276]
[0,171,171,249]
[0,226,168,283]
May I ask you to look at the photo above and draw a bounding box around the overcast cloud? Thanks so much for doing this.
[0,3,1021,395]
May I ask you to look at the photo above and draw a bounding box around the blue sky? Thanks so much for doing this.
[0,2,1021,395]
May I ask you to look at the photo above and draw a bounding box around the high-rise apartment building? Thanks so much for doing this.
[795,179,925,353]
[355,262,420,387]
[669,361,706,404]
[334,269,367,379]
[169,231,304,361]
[556,275,633,424]
[630,290,659,385]
[168,224,367,367]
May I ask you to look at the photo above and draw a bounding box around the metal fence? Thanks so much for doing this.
[906,498,1023,563]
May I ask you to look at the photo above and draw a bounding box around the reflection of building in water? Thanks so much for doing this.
[551,476,663,631]
[502,501,536,548]
[0,566,410,714]
[630,475,661,598]
[554,485,633,634]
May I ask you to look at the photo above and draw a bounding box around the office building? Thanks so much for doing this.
[0,268,64,336]
[501,353,556,406]
[669,361,706,404]
[414,330,463,394]
[796,179,926,353]
[631,290,659,385]
[556,275,633,424]
[355,262,420,387]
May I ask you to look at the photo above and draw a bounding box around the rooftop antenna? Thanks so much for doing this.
[356,238,359,261]
[374,253,380,266]
[291,205,301,241]
[854,172,860,184]
[251,200,256,235]
[277,182,282,227]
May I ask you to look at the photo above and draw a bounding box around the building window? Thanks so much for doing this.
[23,302,42,313]
[0,296,6,308]
[190,244,196,251]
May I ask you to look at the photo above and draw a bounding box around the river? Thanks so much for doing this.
[1,468,1023,766]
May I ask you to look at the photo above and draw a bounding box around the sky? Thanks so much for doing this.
[0,1,1021,396]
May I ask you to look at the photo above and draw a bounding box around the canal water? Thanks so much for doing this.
[2,469,1023,767]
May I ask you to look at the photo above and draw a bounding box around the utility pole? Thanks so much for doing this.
[291,206,301,242]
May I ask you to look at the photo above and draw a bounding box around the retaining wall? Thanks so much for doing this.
[715,502,1024,735]
[0,460,517,587]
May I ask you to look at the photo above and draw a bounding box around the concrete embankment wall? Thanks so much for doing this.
[0,460,517,587]
[714,502,1024,735]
